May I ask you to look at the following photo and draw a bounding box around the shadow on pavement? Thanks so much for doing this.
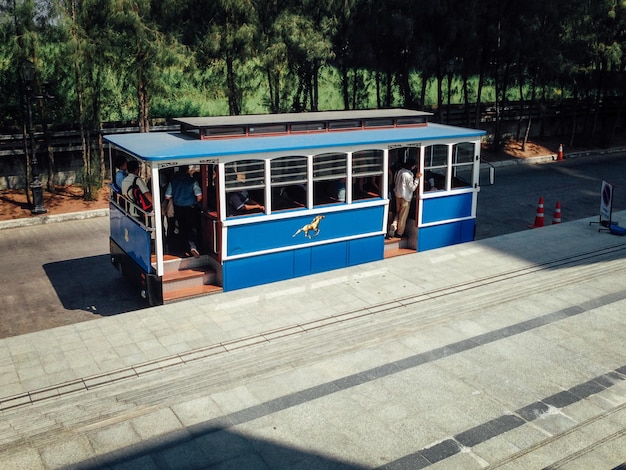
[74,425,367,470]
[43,254,148,316]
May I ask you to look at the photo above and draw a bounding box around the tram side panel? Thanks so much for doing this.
[222,205,385,291]
[418,192,475,251]
[109,203,161,304]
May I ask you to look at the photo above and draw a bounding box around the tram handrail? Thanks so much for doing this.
[212,219,219,254]
[109,187,155,230]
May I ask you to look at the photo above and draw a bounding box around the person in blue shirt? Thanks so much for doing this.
[113,156,127,192]
[165,166,202,258]
[228,189,264,216]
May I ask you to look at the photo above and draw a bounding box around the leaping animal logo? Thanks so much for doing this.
[293,215,325,239]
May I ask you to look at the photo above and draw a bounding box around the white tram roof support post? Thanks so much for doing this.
[264,159,272,215]
[382,148,390,234]
[151,165,165,277]
[107,145,113,186]
[471,139,481,218]
[446,143,453,191]
[306,155,314,209]
[218,163,227,221]
[346,151,353,205]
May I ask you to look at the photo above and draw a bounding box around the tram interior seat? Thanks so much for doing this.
[452,176,471,188]
[353,175,382,200]
[272,185,307,211]
[314,180,347,205]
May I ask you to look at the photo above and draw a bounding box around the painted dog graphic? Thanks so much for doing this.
[292,215,325,239]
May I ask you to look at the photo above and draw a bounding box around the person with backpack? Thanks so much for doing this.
[121,160,153,218]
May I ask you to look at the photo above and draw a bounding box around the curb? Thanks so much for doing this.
[0,208,109,231]
[483,146,626,169]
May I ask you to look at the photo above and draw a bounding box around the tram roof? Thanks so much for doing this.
[174,108,431,128]
[104,122,485,163]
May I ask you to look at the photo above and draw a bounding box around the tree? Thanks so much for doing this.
[201,0,257,115]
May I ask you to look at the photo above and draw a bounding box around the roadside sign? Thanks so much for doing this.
[600,180,613,224]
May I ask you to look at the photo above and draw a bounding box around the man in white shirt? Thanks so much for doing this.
[391,159,422,238]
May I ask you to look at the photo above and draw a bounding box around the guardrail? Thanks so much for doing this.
[0,124,178,158]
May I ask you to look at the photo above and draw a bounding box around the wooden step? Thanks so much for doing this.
[384,247,415,259]
[383,235,413,258]
[162,267,217,292]
[162,268,213,283]
[163,284,223,303]
[153,254,211,273]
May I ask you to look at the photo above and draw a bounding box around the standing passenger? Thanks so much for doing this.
[391,159,422,238]
[113,156,127,192]
[165,166,202,258]
[122,160,153,218]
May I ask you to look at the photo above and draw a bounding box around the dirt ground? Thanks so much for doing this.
[0,184,110,222]
[0,137,615,222]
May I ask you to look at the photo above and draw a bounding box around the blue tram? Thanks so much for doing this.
[104,109,486,305]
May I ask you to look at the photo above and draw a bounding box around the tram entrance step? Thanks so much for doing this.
[157,254,223,303]
[163,284,223,303]
[383,236,413,259]
[155,254,210,273]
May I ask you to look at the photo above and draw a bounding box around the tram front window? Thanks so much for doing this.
[452,142,474,188]
[225,160,266,217]
[313,152,347,205]
[352,149,384,201]
[424,144,448,191]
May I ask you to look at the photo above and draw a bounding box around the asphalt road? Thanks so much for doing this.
[1,151,625,338]
[0,217,146,339]
[476,151,626,240]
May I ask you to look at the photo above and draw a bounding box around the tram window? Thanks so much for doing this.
[249,124,288,135]
[364,119,394,128]
[271,156,308,210]
[203,126,246,137]
[291,122,325,132]
[452,142,474,188]
[313,152,347,205]
[424,144,448,191]
[452,166,473,188]
[225,160,266,217]
[352,149,384,200]
[329,120,361,130]
[397,116,428,126]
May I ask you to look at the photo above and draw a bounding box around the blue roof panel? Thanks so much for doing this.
[104,124,485,162]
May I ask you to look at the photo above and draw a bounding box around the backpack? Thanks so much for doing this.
[128,176,153,212]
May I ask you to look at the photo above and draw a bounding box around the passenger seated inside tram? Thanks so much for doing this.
[334,178,346,202]
[228,190,265,216]
[425,170,443,191]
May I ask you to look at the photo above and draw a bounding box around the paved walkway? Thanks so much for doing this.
[0,209,625,468]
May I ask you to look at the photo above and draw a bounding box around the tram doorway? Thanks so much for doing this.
[387,146,421,252]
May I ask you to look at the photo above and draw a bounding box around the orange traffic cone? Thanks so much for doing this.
[529,197,545,228]
[552,201,561,224]
[557,144,564,161]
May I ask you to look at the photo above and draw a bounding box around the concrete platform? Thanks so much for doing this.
[0,212,625,469]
